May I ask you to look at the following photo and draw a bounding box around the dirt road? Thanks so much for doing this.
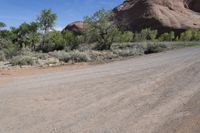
[0,46,200,133]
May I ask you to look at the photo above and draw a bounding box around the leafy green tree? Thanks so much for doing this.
[47,31,65,51]
[190,29,200,41]
[0,29,16,51]
[0,30,14,39]
[148,29,158,41]
[83,9,119,50]
[37,9,57,47]
[62,30,79,50]
[0,22,6,30]
[179,29,200,41]
[179,30,193,41]
[159,31,175,41]
[12,22,39,49]
[28,22,40,50]
[0,24,18,59]
[10,27,20,45]
[37,9,57,33]
[39,30,81,52]
[17,23,31,48]
[2,42,18,58]
[134,28,158,42]
[0,22,6,39]
[115,31,134,43]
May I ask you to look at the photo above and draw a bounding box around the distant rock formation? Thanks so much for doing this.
[113,0,200,33]
[63,21,84,34]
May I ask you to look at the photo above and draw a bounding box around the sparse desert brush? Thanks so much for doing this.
[0,51,6,61]
[87,50,117,62]
[111,43,145,57]
[69,50,91,62]
[144,42,167,54]
[10,55,36,66]
[49,51,71,62]
[49,50,91,63]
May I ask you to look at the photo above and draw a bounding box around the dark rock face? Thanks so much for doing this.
[187,0,200,12]
[113,0,200,33]
[63,21,84,34]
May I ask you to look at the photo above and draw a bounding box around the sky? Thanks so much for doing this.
[0,0,123,30]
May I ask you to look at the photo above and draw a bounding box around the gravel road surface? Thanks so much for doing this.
[0,46,200,133]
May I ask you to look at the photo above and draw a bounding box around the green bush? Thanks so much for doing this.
[10,55,35,66]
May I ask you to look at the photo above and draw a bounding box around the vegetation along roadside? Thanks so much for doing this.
[1,9,200,68]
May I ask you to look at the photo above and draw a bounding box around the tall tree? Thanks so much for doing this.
[0,22,6,39]
[37,9,57,33]
[0,22,6,30]
[28,22,40,50]
[14,22,39,49]
[83,9,119,50]
[37,9,57,48]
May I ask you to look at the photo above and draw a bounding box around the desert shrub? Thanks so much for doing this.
[35,52,49,60]
[69,51,91,62]
[3,43,18,59]
[78,43,97,51]
[87,51,117,61]
[18,48,49,60]
[50,50,91,63]
[49,51,72,62]
[39,41,56,52]
[10,55,35,66]
[111,43,145,57]
[0,51,6,61]
[0,37,18,59]
[17,47,33,55]
[145,42,167,54]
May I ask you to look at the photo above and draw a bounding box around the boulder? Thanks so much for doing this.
[113,0,200,33]
[63,21,84,34]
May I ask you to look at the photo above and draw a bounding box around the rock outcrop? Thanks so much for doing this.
[113,0,200,33]
[63,21,84,34]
